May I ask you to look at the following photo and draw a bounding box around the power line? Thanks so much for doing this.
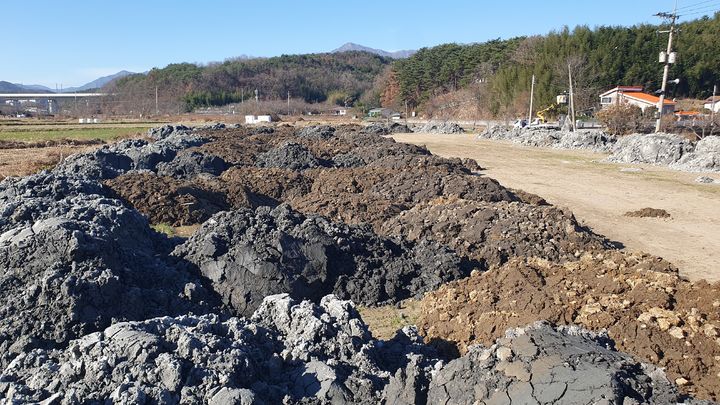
[677,2,720,14]
[681,7,720,16]
[676,0,719,10]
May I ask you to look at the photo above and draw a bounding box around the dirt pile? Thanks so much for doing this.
[415,121,465,134]
[54,132,209,180]
[672,135,720,172]
[288,168,514,231]
[147,124,191,140]
[381,197,612,269]
[361,122,413,135]
[480,126,616,152]
[256,141,325,170]
[156,150,228,178]
[607,133,694,165]
[0,123,713,403]
[625,207,672,218]
[0,294,436,404]
[1,294,696,404]
[172,204,473,316]
[417,251,720,400]
[105,172,261,226]
[0,172,221,368]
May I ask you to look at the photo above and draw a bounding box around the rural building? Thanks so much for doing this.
[368,108,394,118]
[245,115,272,124]
[704,96,720,113]
[674,110,702,122]
[333,108,347,116]
[599,86,676,115]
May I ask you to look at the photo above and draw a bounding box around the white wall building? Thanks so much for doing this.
[599,86,676,115]
[245,115,273,124]
[704,96,720,113]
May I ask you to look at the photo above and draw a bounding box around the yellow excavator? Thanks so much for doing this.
[536,103,560,124]
[535,94,568,124]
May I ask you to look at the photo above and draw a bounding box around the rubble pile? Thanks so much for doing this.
[671,135,720,172]
[480,126,616,152]
[607,133,694,165]
[361,122,413,135]
[415,121,465,134]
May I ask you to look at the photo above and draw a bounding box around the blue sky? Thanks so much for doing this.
[3,0,716,87]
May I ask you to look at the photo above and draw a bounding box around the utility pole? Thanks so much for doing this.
[155,86,159,115]
[287,91,290,116]
[241,88,244,104]
[712,84,717,136]
[528,74,535,124]
[655,3,679,133]
[568,65,576,132]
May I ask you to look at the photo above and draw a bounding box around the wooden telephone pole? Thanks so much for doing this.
[568,66,576,132]
[528,74,535,124]
[655,3,679,133]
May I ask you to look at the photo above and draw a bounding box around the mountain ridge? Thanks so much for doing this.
[332,42,415,59]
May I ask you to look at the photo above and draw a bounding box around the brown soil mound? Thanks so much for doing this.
[625,207,672,218]
[105,172,260,226]
[284,168,514,232]
[220,166,313,201]
[381,197,611,269]
[417,251,720,400]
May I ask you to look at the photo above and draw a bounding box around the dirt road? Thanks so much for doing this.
[392,133,720,283]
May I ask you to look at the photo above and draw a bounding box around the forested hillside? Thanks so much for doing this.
[102,14,720,118]
[104,52,389,114]
[387,14,720,117]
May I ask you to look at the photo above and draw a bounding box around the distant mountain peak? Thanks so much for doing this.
[332,42,415,59]
[61,71,135,93]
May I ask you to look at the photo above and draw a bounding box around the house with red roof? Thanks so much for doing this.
[599,86,676,115]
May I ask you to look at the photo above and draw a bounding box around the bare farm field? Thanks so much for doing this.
[392,132,720,283]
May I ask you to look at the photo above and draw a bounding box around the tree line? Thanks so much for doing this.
[386,14,720,117]
[103,52,390,115]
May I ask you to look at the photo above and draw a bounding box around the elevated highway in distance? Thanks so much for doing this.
[0,93,106,99]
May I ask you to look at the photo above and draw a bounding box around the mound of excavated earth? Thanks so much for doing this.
[415,121,465,134]
[418,251,720,400]
[1,294,696,404]
[480,126,617,152]
[1,123,715,403]
[607,133,694,165]
[172,204,472,316]
[672,135,720,172]
[0,173,222,368]
[381,197,612,269]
